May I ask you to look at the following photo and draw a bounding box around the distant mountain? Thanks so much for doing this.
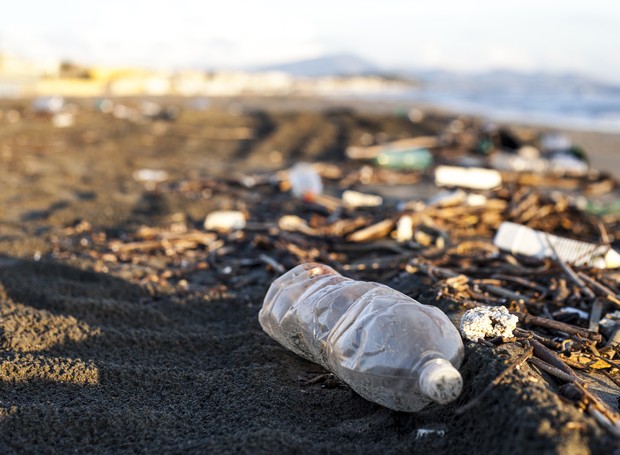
[255,53,379,77]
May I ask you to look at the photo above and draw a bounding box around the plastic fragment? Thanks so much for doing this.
[204,211,246,232]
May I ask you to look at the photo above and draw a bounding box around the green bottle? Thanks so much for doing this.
[374,148,433,170]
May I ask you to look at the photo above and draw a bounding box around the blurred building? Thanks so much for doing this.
[0,52,409,99]
[0,53,42,97]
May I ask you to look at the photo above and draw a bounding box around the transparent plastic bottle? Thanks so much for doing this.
[288,163,323,198]
[259,262,464,412]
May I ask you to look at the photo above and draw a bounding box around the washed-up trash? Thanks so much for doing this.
[204,211,246,232]
[32,96,64,114]
[540,133,572,153]
[491,145,588,176]
[132,169,169,186]
[578,198,620,217]
[375,148,433,170]
[549,153,589,176]
[427,189,467,207]
[346,136,438,160]
[599,310,620,335]
[259,263,464,412]
[288,163,323,198]
[490,146,546,173]
[539,133,589,176]
[396,215,413,242]
[342,190,383,208]
[51,112,74,128]
[494,221,620,269]
[477,125,522,154]
[141,101,180,122]
[460,306,518,342]
[427,189,488,208]
[435,165,502,190]
[94,98,114,114]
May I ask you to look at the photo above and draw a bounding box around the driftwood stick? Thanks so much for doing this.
[529,339,580,380]
[577,272,620,308]
[528,357,577,383]
[516,313,602,342]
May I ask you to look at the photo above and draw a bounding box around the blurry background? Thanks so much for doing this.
[1,0,619,133]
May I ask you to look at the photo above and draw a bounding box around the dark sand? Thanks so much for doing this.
[0,98,618,454]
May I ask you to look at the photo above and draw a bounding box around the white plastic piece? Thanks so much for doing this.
[466,194,488,207]
[204,211,246,232]
[540,132,571,152]
[460,306,518,342]
[288,163,323,198]
[342,190,383,208]
[494,221,620,269]
[132,169,169,183]
[434,165,502,190]
[259,263,464,412]
[490,147,547,173]
[396,215,413,242]
[51,112,74,128]
[427,189,466,207]
[549,153,589,176]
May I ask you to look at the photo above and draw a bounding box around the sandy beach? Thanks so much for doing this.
[0,96,618,454]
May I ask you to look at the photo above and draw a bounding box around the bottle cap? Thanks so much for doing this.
[419,358,463,404]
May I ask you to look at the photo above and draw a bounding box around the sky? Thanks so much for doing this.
[1,0,620,83]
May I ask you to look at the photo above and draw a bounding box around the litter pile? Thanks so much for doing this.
[47,117,620,438]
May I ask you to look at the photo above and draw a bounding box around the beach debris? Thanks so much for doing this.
[490,146,546,173]
[288,163,323,198]
[434,165,502,190]
[494,221,620,269]
[549,152,589,176]
[396,215,413,242]
[346,136,438,160]
[374,148,433,170]
[342,190,383,208]
[259,262,464,411]
[427,189,488,208]
[600,310,620,344]
[32,96,64,114]
[204,210,246,232]
[132,169,170,190]
[94,98,114,113]
[540,133,572,153]
[460,306,518,342]
[51,112,75,128]
[38,105,620,438]
[278,215,317,236]
[347,219,395,243]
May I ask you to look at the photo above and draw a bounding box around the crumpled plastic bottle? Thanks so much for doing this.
[259,263,464,412]
[288,163,323,198]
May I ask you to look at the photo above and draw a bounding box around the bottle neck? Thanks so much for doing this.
[418,358,463,405]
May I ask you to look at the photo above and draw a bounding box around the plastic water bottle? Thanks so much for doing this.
[259,263,464,412]
[288,163,323,198]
